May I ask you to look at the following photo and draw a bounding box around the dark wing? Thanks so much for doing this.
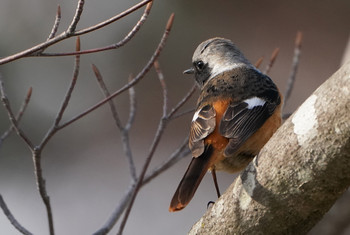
[189,104,216,158]
[220,93,280,156]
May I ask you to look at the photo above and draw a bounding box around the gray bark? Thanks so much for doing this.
[189,61,350,235]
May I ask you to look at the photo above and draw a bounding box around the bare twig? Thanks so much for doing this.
[39,37,81,149]
[117,59,172,235]
[58,12,174,130]
[124,75,137,179]
[167,84,197,119]
[67,0,85,34]
[0,87,32,147]
[164,83,197,122]
[0,195,33,235]
[32,150,54,235]
[92,64,123,129]
[0,0,152,65]
[92,65,137,182]
[0,80,34,150]
[143,137,190,185]
[283,31,302,109]
[255,57,264,68]
[31,38,81,235]
[94,16,178,233]
[41,2,153,57]
[55,37,81,126]
[0,79,57,235]
[125,75,137,131]
[73,0,152,36]
[169,107,195,121]
[92,138,190,235]
[120,130,138,182]
[93,83,196,235]
[154,61,168,114]
[263,47,280,74]
[47,5,62,40]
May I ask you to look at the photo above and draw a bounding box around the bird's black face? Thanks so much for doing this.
[193,60,211,86]
[184,60,211,87]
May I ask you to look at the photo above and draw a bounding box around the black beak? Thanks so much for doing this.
[183,67,195,74]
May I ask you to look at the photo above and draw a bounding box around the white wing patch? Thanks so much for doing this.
[244,97,266,109]
[192,109,201,122]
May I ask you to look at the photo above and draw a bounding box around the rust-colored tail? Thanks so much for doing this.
[169,145,213,212]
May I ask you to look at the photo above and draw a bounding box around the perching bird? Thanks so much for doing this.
[169,38,282,212]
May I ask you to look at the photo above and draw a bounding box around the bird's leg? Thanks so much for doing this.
[211,168,221,198]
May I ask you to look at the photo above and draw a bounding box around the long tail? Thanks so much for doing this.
[169,145,213,212]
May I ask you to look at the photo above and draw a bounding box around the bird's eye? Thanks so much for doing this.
[195,60,205,71]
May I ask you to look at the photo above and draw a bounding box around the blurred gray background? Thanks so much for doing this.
[0,0,349,234]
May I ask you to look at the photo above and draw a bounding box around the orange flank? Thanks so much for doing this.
[204,99,230,169]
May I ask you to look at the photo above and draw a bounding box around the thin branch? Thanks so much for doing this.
[0,195,33,235]
[73,0,152,36]
[40,2,153,57]
[94,16,175,233]
[47,5,61,40]
[125,75,136,131]
[0,34,81,235]
[255,57,264,68]
[39,37,81,149]
[117,57,172,235]
[263,47,280,74]
[168,107,195,121]
[0,0,152,65]
[120,130,137,182]
[93,62,199,235]
[118,34,183,233]
[143,137,190,185]
[58,12,174,130]
[55,37,81,126]
[32,38,81,235]
[32,150,55,235]
[0,87,32,147]
[67,0,85,34]
[92,65,137,182]
[283,31,302,109]
[0,79,34,150]
[93,184,136,235]
[93,138,190,235]
[92,64,123,129]
[167,84,197,119]
[154,60,168,114]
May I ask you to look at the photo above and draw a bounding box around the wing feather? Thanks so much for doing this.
[189,104,216,157]
[220,96,278,156]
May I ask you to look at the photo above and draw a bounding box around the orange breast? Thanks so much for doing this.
[204,99,230,167]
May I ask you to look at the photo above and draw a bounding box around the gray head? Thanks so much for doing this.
[184,38,254,87]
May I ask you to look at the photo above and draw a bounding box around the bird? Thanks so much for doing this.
[169,37,282,212]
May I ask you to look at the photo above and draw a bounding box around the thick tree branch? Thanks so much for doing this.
[189,61,350,234]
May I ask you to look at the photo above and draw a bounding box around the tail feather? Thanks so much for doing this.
[169,145,213,212]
